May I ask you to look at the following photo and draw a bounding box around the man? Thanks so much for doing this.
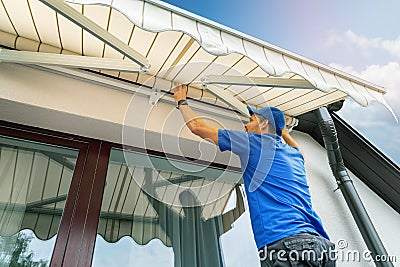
[173,85,335,266]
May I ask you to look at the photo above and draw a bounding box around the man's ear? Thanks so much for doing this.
[260,119,269,131]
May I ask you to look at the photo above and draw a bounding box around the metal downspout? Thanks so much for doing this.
[314,107,393,267]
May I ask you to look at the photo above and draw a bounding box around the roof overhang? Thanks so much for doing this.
[0,0,394,117]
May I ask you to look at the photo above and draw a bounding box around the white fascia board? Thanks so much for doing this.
[204,75,315,89]
[29,64,247,122]
[39,0,149,71]
[0,49,145,72]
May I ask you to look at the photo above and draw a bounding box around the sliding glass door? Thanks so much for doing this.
[0,121,255,266]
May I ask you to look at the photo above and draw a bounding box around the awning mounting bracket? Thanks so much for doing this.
[149,87,164,106]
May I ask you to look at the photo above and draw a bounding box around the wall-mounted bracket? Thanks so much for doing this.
[149,88,164,106]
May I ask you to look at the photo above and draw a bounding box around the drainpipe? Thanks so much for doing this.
[314,107,393,267]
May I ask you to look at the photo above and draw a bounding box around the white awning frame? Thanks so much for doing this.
[0,49,146,72]
[201,83,250,117]
[202,75,316,117]
[203,75,316,89]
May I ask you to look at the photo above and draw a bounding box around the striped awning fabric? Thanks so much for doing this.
[0,0,393,116]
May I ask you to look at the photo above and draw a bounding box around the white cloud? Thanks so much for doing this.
[344,30,382,50]
[382,37,400,58]
[332,62,400,163]
[327,30,400,59]
[330,61,400,116]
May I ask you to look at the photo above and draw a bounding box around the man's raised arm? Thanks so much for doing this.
[281,126,305,159]
[173,85,219,145]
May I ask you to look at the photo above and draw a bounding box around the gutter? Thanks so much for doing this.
[315,107,393,267]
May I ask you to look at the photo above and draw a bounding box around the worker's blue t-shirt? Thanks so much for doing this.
[218,129,330,249]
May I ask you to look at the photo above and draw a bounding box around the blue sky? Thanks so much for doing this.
[161,0,400,165]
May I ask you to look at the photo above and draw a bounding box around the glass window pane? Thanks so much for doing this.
[92,148,244,267]
[0,135,79,266]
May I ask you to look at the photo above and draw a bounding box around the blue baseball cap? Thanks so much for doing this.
[247,106,285,136]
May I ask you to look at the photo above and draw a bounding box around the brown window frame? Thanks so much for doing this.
[0,120,111,266]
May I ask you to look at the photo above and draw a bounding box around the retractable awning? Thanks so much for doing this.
[0,0,394,117]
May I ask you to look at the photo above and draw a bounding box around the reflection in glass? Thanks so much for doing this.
[0,135,78,266]
[219,208,263,267]
[0,229,57,266]
[92,148,244,267]
[92,235,174,267]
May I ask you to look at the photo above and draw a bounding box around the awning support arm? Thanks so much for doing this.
[0,49,146,73]
[203,75,316,89]
[201,83,250,117]
[38,0,150,72]
[201,80,300,127]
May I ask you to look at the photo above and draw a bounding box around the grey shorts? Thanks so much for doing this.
[259,233,336,267]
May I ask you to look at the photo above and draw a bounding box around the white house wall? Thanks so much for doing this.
[0,62,399,266]
[294,131,400,267]
[0,63,244,168]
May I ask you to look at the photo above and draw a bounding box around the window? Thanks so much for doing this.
[0,122,259,266]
